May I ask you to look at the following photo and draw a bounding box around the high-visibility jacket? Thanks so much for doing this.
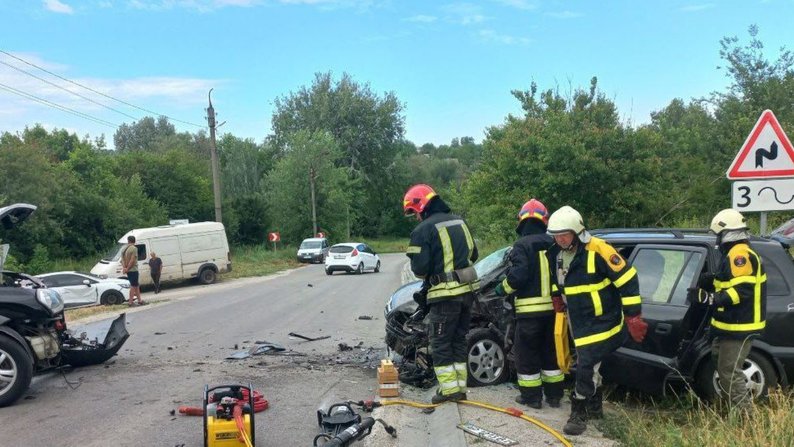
[711,241,766,338]
[501,230,554,318]
[407,211,479,302]
[548,237,641,355]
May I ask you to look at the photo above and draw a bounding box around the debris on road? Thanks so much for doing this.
[358,315,373,320]
[288,332,330,342]
[154,332,166,335]
[338,343,353,351]
[457,422,518,446]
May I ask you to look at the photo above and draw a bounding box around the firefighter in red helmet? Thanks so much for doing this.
[403,184,480,404]
[495,199,563,409]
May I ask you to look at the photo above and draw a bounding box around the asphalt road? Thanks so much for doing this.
[0,254,404,447]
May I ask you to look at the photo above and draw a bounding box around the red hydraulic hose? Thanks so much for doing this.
[178,389,269,415]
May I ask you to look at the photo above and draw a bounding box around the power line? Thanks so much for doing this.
[0,49,206,128]
[0,59,141,122]
[0,81,118,128]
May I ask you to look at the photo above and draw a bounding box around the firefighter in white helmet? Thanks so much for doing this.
[699,208,766,409]
[546,206,647,436]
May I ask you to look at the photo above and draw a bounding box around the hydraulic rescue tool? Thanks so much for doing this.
[313,402,396,446]
[177,384,269,447]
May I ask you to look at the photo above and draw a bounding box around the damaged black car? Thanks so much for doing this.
[0,203,129,407]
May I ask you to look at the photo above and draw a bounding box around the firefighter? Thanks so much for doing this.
[494,199,563,409]
[546,206,647,436]
[403,184,480,404]
[702,208,766,409]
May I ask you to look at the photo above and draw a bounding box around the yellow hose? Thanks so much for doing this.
[379,398,572,447]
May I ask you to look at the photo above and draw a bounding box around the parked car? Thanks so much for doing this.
[325,243,381,275]
[385,227,794,399]
[0,203,128,407]
[37,272,130,307]
[91,222,231,285]
[297,237,330,264]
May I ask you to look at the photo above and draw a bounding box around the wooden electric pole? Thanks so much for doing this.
[310,165,318,236]
[207,89,222,223]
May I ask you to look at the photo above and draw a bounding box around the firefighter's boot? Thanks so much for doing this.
[587,388,604,419]
[431,390,465,404]
[515,393,542,409]
[563,395,588,436]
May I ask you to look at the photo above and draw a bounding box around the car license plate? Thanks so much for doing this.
[334,255,344,259]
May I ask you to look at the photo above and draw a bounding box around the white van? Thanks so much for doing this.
[91,222,231,285]
[296,237,329,263]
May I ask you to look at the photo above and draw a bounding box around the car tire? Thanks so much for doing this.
[374,261,381,273]
[198,268,217,285]
[695,349,778,401]
[466,328,509,387]
[101,290,124,306]
[0,335,34,408]
[326,269,332,276]
[356,263,363,275]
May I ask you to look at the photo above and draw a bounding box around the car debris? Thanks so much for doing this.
[457,422,518,446]
[358,315,373,320]
[288,332,330,342]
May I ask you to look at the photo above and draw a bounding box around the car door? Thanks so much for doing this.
[45,274,98,307]
[358,244,373,269]
[602,244,708,394]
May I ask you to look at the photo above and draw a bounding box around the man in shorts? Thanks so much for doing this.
[122,235,145,306]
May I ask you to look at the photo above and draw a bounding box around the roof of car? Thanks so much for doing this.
[302,237,327,242]
[332,242,363,247]
[37,271,82,277]
[592,228,780,246]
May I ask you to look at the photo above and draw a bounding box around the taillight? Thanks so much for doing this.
[351,249,358,257]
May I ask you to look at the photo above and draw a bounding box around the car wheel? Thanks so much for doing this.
[695,350,778,401]
[356,263,363,275]
[326,269,332,276]
[101,290,124,306]
[198,268,217,285]
[466,328,509,387]
[374,261,381,273]
[0,335,34,407]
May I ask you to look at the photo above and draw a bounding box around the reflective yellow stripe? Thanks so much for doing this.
[539,250,550,298]
[515,296,552,306]
[435,364,460,394]
[437,227,454,273]
[613,267,637,288]
[541,370,565,383]
[564,278,611,295]
[406,245,421,254]
[517,373,542,388]
[590,291,603,316]
[587,250,596,273]
[727,287,740,305]
[427,280,480,300]
[515,303,554,313]
[621,295,642,306]
[715,274,768,289]
[574,315,624,347]
[711,319,766,332]
[461,224,475,264]
[502,278,516,294]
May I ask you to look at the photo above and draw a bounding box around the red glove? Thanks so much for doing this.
[552,295,566,313]
[625,314,648,343]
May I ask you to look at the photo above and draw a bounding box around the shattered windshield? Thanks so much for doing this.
[474,247,510,277]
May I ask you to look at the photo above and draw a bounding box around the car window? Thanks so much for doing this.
[59,274,89,287]
[632,248,689,304]
[42,274,83,287]
[39,275,63,287]
[474,247,510,278]
[363,245,374,254]
[762,258,791,296]
[670,252,704,305]
[330,245,354,253]
[357,244,366,252]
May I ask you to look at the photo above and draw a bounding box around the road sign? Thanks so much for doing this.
[727,110,794,179]
[267,232,280,242]
[732,178,794,212]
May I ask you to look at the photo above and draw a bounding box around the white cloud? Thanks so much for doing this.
[127,0,261,11]
[680,3,715,12]
[43,0,75,14]
[492,0,537,11]
[478,29,531,45]
[442,3,490,25]
[544,10,583,19]
[404,14,437,23]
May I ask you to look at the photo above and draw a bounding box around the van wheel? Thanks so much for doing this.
[101,290,124,306]
[0,336,33,407]
[695,350,778,401]
[326,269,332,276]
[466,328,509,387]
[198,268,217,285]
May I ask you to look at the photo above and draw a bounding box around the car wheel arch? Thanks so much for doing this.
[0,327,34,366]
[694,346,781,400]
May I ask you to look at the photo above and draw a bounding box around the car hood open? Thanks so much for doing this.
[0,203,37,230]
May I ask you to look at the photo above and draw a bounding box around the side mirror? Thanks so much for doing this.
[83,279,91,286]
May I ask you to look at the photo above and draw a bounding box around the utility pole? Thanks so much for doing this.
[310,165,318,236]
[207,89,222,223]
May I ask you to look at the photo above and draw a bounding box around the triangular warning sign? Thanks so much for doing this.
[727,110,794,179]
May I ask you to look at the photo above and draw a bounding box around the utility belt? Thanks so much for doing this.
[428,266,478,286]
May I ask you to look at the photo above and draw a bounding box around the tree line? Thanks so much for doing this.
[1,26,792,268]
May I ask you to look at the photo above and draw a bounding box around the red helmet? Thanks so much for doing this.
[517,198,548,225]
[403,184,437,216]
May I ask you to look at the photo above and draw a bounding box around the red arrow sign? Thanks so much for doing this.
[267,232,280,242]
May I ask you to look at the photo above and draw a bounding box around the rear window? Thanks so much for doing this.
[330,245,354,253]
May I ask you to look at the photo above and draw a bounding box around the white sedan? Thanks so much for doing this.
[37,271,130,307]
[325,243,381,275]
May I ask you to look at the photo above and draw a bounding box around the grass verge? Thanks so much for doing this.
[225,245,302,279]
[598,389,794,447]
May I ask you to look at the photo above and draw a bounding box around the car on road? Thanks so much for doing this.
[37,271,130,307]
[0,203,129,407]
[297,237,330,264]
[325,243,381,275]
[385,226,794,399]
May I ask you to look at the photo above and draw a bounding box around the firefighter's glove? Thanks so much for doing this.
[625,314,648,343]
[552,295,566,313]
[494,283,507,297]
[713,292,732,308]
[697,272,716,293]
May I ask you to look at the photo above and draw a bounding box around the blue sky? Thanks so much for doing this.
[1,0,793,148]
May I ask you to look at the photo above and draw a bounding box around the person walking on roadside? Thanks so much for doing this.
[149,252,162,294]
[546,206,647,436]
[403,184,480,404]
[121,235,145,306]
[494,199,564,409]
[700,208,767,410]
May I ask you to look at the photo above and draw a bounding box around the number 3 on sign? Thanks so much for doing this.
[735,185,751,208]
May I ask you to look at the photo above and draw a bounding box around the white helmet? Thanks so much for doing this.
[548,206,585,235]
[710,208,747,234]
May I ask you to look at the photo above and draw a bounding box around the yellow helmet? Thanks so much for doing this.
[547,206,585,235]
[710,208,747,234]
